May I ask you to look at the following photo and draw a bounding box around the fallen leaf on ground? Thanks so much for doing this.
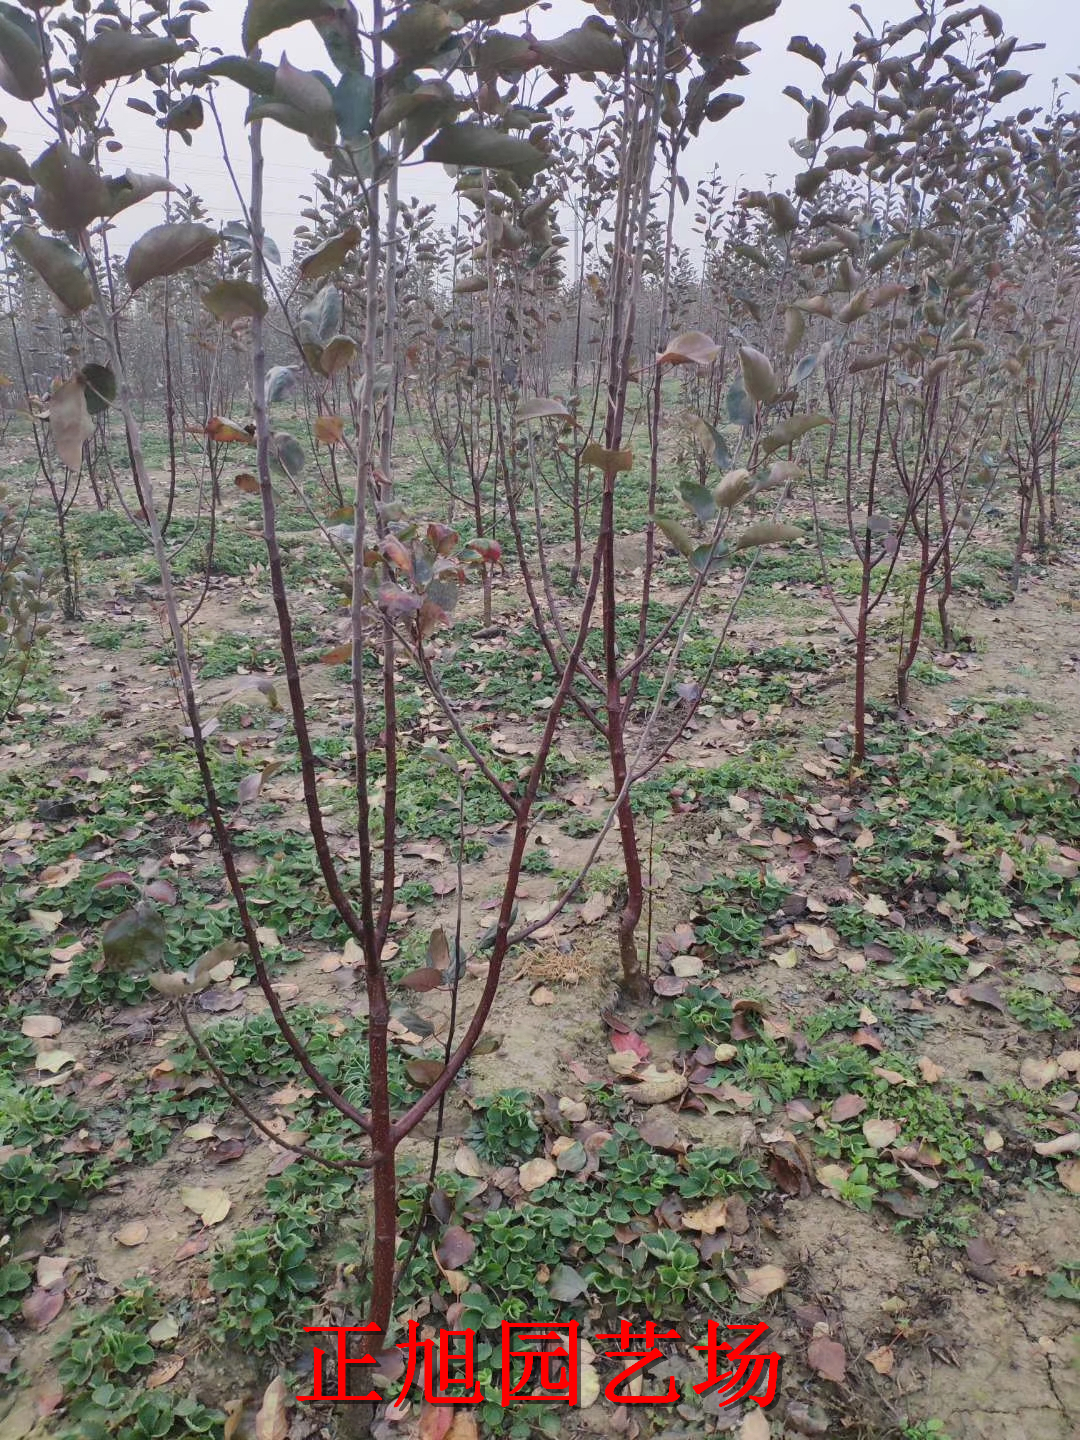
[35,1049,77,1073]
[1033,1133,1080,1157]
[830,1094,867,1122]
[147,1356,186,1389]
[806,1336,846,1383]
[35,1256,71,1290]
[115,1221,150,1247]
[519,1158,556,1192]
[862,1117,900,1149]
[794,922,836,957]
[454,1146,484,1177]
[255,1376,289,1440]
[736,1265,787,1302]
[865,1345,894,1375]
[682,1197,728,1235]
[1021,1057,1061,1091]
[917,1056,945,1083]
[22,1287,66,1331]
[180,1186,231,1227]
[437,1226,475,1270]
[740,1410,771,1440]
[21,1015,62,1039]
[148,1315,180,1346]
[1057,1159,1080,1195]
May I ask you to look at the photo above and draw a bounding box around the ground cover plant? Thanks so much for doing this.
[0,2,1078,1439]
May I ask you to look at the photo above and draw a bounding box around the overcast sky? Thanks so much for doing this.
[4,1,1078,260]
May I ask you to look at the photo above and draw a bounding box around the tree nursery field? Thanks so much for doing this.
[0,1,1078,1439]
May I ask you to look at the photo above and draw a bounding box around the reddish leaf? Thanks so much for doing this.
[235,472,260,493]
[379,584,422,621]
[436,1225,475,1270]
[806,1336,846,1383]
[94,870,136,891]
[610,1030,650,1060]
[400,967,445,992]
[144,878,178,906]
[830,1093,867,1122]
[320,642,353,665]
[468,538,502,564]
[22,1287,65,1331]
[653,974,687,997]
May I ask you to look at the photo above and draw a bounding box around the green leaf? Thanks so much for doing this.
[273,432,307,477]
[101,902,166,972]
[533,21,623,75]
[424,123,549,178]
[656,516,696,559]
[548,1264,589,1302]
[103,170,178,218]
[0,1,45,102]
[373,78,460,143]
[82,33,184,90]
[299,285,342,346]
[383,3,456,64]
[334,69,373,140]
[32,144,110,231]
[79,363,117,417]
[689,416,731,470]
[679,479,718,525]
[691,539,730,577]
[11,227,92,314]
[272,57,336,146]
[788,351,821,388]
[726,380,756,428]
[182,56,277,95]
[243,0,338,54]
[125,223,220,292]
[298,227,360,281]
[761,413,832,455]
[202,279,269,323]
[0,139,32,185]
[267,366,298,403]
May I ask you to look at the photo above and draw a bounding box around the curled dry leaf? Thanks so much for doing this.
[917,1056,945,1084]
[624,1070,688,1106]
[736,1265,787,1302]
[36,1256,71,1290]
[1033,1132,1080,1157]
[681,1197,728,1235]
[1056,1159,1080,1195]
[115,1221,150,1247]
[255,1376,289,1440]
[147,1356,186,1390]
[658,330,721,366]
[865,1345,894,1375]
